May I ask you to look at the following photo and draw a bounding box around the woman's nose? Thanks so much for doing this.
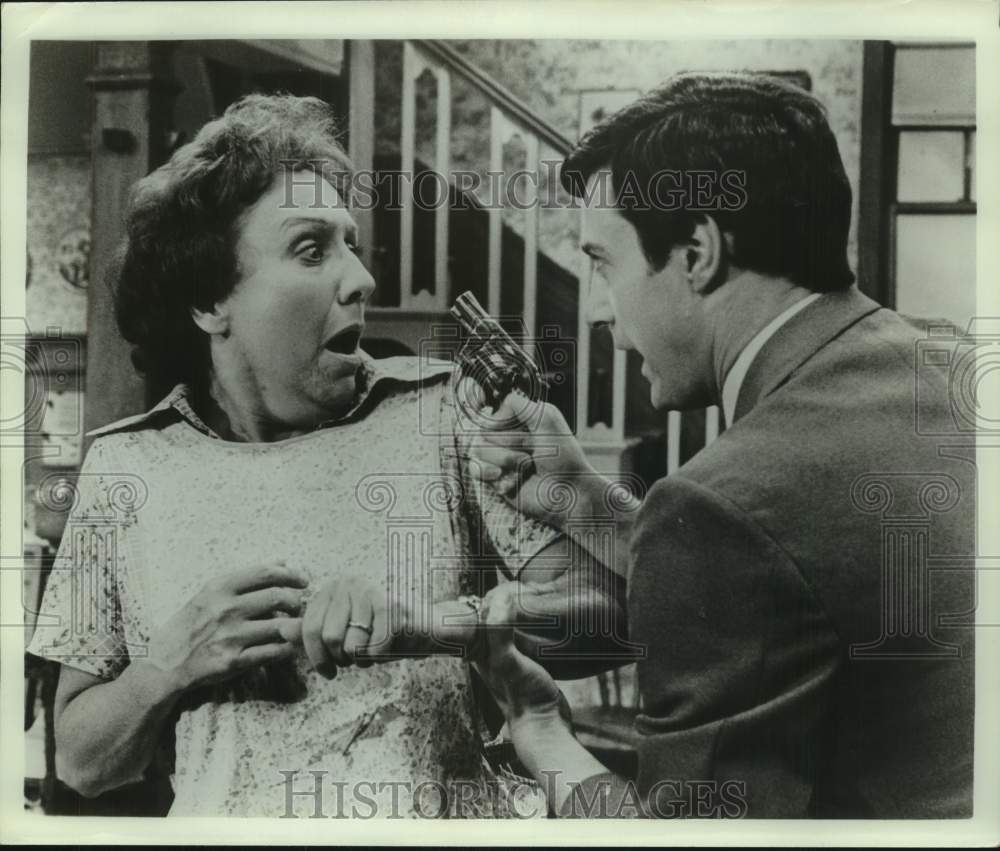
[338,255,376,306]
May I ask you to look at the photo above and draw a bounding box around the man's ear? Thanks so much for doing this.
[191,303,230,337]
[685,215,727,294]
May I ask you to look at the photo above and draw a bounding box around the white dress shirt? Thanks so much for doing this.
[721,292,822,426]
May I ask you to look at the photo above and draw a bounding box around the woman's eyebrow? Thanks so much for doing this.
[281,216,359,245]
[280,216,335,233]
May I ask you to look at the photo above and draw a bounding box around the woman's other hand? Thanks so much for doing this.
[147,561,307,693]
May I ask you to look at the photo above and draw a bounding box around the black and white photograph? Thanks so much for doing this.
[1,0,998,844]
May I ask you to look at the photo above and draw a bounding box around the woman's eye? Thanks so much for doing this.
[296,242,325,263]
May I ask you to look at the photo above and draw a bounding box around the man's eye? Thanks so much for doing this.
[347,242,361,255]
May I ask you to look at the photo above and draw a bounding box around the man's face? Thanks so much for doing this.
[580,170,709,411]
[214,176,376,428]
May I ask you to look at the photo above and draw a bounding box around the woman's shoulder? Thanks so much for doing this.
[79,413,184,478]
[365,353,455,387]
[87,384,197,442]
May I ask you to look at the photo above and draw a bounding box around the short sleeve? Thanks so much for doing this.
[26,438,134,680]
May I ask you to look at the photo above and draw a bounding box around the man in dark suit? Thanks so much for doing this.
[465,71,975,818]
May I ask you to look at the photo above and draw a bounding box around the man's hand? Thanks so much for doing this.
[474,582,611,814]
[147,561,307,693]
[474,582,572,738]
[458,378,607,530]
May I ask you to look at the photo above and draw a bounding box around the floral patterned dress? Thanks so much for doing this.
[27,354,558,817]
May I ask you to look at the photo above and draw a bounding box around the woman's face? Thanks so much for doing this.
[210,175,376,430]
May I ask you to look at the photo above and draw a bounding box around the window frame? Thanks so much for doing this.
[858,40,976,311]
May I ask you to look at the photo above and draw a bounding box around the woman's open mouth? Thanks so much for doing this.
[324,324,363,356]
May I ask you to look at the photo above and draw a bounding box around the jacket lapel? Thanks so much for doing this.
[733,286,883,423]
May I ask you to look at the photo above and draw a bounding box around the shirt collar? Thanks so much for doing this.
[720,292,823,427]
[87,349,454,439]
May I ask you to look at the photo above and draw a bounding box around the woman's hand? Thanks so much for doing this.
[147,561,307,693]
[458,378,608,530]
[297,578,482,678]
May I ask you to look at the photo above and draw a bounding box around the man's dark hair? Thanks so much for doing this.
[114,93,352,391]
[561,72,855,292]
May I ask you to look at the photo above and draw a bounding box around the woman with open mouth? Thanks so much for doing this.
[27,94,624,819]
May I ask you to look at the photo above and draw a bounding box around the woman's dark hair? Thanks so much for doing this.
[114,93,353,391]
[561,72,855,292]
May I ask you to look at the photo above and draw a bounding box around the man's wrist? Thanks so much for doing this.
[437,597,483,658]
[512,717,607,814]
[562,469,607,523]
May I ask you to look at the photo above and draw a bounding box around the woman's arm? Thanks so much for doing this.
[53,663,182,797]
[51,561,307,797]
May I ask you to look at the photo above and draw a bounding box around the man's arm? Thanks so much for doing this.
[463,386,641,578]
[624,476,841,817]
[510,535,633,680]
[456,384,637,677]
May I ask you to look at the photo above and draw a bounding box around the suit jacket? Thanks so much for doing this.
[564,287,975,818]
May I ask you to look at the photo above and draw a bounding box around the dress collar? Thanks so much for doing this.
[87,349,454,439]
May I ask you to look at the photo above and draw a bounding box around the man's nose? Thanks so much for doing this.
[338,254,377,306]
[585,278,614,329]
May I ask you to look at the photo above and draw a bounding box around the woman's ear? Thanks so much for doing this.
[191,303,230,337]
[685,215,728,294]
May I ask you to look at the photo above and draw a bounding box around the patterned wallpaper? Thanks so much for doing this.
[25,153,91,335]
[377,39,866,278]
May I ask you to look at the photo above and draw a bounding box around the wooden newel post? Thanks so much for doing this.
[84,42,179,446]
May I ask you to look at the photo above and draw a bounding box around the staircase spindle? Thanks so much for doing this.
[705,405,720,446]
[522,133,540,339]
[667,410,682,475]
[400,41,417,307]
[488,105,505,315]
[433,67,451,307]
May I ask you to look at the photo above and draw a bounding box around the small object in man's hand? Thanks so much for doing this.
[450,292,545,492]
[449,291,547,411]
